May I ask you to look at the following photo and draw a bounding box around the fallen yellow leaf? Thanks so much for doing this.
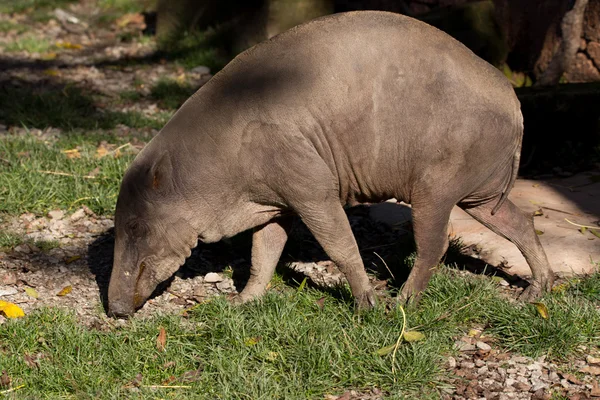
[403,330,425,342]
[467,329,481,337]
[40,52,57,60]
[56,285,72,296]
[375,343,396,356]
[0,301,25,318]
[95,145,109,158]
[24,287,39,299]
[62,149,81,159]
[244,337,261,346]
[65,255,81,264]
[55,41,83,50]
[533,302,549,319]
[43,68,60,76]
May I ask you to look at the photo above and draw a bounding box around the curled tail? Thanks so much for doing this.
[491,111,524,215]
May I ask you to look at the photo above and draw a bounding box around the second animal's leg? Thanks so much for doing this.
[233,218,291,304]
[399,202,454,304]
[460,198,554,301]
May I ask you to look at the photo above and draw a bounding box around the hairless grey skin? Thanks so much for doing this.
[107,11,554,317]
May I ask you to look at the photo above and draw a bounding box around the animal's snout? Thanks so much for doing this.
[107,300,135,319]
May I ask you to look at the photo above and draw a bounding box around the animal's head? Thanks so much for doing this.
[107,151,199,318]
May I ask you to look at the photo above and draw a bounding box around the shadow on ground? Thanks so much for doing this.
[85,204,525,313]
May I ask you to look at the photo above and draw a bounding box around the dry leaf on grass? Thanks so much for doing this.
[62,149,81,159]
[179,368,203,383]
[0,370,10,388]
[533,302,549,319]
[156,327,167,352]
[244,337,261,346]
[403,330,425,342]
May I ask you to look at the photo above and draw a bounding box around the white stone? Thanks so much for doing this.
[447,357,456,368]
[190,65,210,75]
[0,287,18,297]
[476,341,492,351]
[203,273,223,283]
[48,210,64,220]
[70,208,86,222]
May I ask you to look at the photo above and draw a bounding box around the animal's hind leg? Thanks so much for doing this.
[399,202,454,304]
[459,198,554,301]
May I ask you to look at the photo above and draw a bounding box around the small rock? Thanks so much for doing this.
[548,371,560,382]
[447,356,457,368]
[498,279,509,286]
[531,388,550,400]
[505,378,517,387]
[48,210,64,220]
[203,273,223,283]
[530,370,542,379]
[591,380,600,397]
[527,363,542,371]
[512,381,531,391]
[216,280,232,291]
[190,65,210,75]
[587,355,600,365]
[478,366,489,375]
[460,361,476,369]
[193,285,207,301]
[0,287,18,297]
[70,208,86,222]
[14,244,31,254]
[476,341,492,351]
[530,380,548,392]
[455,341,476,352]
[0,271,17,285]
[580,365,600,375]
[475,359,486,367]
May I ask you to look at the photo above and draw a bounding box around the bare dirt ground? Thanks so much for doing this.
[1,2,599,399]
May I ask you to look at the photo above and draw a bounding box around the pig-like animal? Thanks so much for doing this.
[107,11,554,317]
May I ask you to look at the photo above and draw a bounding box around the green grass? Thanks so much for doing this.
[1,268,599,398]
[97,0,150,13]
[0,231,23,251]
[2,35,52,53]
[0,134,135,216]
[0,20,28,33]
[32,238,60,252]
[158,31,228,72]
[0,84,169,131]
[0,0,77,15]
[150,78,197,110]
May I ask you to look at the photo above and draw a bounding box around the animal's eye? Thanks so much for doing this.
[127,221,146,235]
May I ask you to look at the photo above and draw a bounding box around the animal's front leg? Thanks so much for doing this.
[232,218,291,304]
[297,200,376,310]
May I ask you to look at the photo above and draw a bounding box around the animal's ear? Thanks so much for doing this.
[148,152,172,191]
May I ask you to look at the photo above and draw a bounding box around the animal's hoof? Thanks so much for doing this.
[398,286,424,306]
[229,294,249,305]
[518,275,554,302]
[354,289,377,311]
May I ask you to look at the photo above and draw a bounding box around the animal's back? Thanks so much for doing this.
[168,11,522,205]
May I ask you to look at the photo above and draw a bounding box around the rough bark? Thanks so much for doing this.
[536,0,590,86]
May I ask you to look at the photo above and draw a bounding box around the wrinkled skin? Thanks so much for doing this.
[107,11,554,317]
